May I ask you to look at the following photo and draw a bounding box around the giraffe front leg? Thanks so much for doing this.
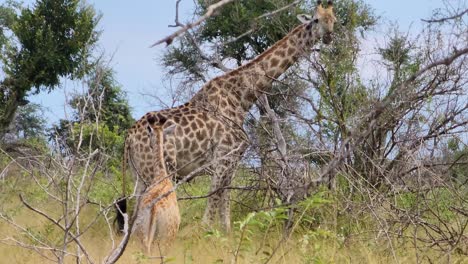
[202,174,222,228]
[218,168,236,233]
[204,159,238,232]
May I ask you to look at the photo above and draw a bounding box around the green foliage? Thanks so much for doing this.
[51,64,133,159]
[78,167,120,204]
[313,0,377,140]
[425,188,457,222]
[13,103,46,139]
[0,0,99,137]
[335,0,377,33]
[378,32,421,94]
[198,0,304,63]
[294,190,333,231]
[394,186,463,223]
[179,177,210,224]
[233,212,258,259]
[72,122,124,154]
[0,1,20,49]
[51,120,127,167]
[3,0,99,91]
[379,36,411,68]
[298,227,336,264]
[69,66,134,132]
[396,191,418,210]
[163,36,206,80]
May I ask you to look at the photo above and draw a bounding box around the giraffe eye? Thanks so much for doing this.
[313,18,319,23]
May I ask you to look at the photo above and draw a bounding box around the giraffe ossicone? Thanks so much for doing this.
[118,0,336,233]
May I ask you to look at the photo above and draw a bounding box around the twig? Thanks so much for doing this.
[150,0,236,47]
[19,194,94,263]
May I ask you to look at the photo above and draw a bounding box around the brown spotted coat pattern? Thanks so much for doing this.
[127,116,180,255]
[124,2,336,232]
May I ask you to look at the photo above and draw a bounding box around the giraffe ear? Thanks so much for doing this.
[163,124,176,137]
[297,14,312,24]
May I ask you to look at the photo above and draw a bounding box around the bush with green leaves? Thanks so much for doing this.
[51,64,133,161]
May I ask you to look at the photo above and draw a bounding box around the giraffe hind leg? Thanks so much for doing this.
[219,186,232,232]
[145,204,158,255]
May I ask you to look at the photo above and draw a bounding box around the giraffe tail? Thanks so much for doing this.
[115,138,128,234]
[115,197,127,234]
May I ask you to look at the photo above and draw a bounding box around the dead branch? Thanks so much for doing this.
[19,194,94,263]
[103,211,130,264]
[150,0,236,47]
[422,8,468,23]
[221,0,302,46]
[258,94,287,158]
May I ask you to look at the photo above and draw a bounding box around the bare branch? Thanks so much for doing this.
[103,212,130,264]
[19,194,95,263]
[150,0,236,47]
[422,8,468,23]
[258,94,287,157]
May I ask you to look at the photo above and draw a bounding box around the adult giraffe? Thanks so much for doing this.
[117,0,336,232]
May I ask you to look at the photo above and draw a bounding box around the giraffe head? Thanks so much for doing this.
[297,0,337,44]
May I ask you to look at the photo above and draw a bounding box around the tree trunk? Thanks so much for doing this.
[0,80,21,141]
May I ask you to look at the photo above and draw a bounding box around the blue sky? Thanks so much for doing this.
[27,0,451,123]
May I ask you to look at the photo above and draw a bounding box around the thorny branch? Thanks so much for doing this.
[103,209,131,264]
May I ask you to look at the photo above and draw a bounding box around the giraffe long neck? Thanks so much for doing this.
[190,23,320,125]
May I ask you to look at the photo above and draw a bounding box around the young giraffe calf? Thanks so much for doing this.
[117,114,180,255]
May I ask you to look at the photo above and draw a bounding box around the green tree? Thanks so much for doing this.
[198,0,303,65]
[351,32,422,185]
[52,63,133,159]
[14,103,47,139]
[0,0,99,139]
[163,0,307,84]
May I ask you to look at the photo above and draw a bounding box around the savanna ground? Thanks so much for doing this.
[0,154,466,264]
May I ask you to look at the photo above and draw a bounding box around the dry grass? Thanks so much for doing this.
[0,166,466,263]
[1,195,466,264]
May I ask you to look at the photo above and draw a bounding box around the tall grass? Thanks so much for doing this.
[1,166,466,263]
